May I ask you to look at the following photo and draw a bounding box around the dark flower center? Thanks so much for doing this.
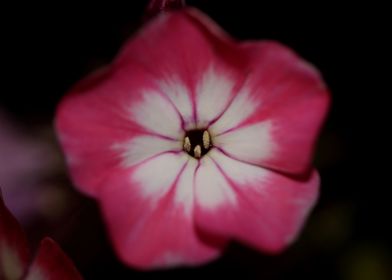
[183,129,212,158]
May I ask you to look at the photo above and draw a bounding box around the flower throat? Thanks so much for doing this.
[183,129,212,159]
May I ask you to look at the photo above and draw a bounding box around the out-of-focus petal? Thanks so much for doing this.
[99,154,224,269]
[0,191,30,280]
[194,150,319,252]
[25,238,82,280]
[0,111,59,224]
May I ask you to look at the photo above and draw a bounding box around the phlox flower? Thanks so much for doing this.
[55,8,329,269]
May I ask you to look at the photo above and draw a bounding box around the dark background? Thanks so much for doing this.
[1,1,390,279]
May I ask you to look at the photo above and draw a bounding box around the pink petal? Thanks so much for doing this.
[55,66,183,196]
[55,7,236,196]
[0,191,30,280]
[212,121,276,167]
[115,8,329,174]
[114,8,249,129]
[210,41,330,174]
[194,150,319,253]
[25,237,82,280]
[98,154,224,269]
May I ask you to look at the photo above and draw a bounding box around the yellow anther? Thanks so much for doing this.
[203,130,210,150]
[183,136,191,152]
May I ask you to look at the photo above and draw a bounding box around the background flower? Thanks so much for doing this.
[0,109,73,227]
[0,191,82,280]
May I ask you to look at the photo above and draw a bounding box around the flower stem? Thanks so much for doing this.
[145,0,186,20]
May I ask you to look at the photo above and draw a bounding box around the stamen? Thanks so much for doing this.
[203,130,210,150]
[183,136,191,152]
[183,129,213,158]
[194,145,201,158]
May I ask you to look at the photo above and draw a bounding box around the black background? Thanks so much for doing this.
[1,1,390,279]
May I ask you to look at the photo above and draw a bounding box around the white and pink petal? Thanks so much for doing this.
[56,65,185,196]
[194,155,237,210]
[130,89,183,138]
[212,121,276,165]
[114,9,253,128]
[113,135,182,168]
[208,85,259,136]
[98,153,225,269]
[195,66,237,128]
[211,41,329,174]
[157,77,194,128]
[194,150,319,252]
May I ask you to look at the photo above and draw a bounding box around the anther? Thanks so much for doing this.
[183,129,213,158]
[194,145,202,158]
[203,130,210,150]
[183,137,191,152]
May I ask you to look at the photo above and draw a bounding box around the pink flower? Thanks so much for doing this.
[0,191,82,279]
[0,110,60,225]
[55,8,329,269]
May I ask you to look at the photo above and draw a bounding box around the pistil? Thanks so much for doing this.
[194,145,202,158]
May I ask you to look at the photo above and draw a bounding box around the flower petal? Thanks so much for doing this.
[211,42,330,174]
[157,77,194,128]
[132,153,187,200]
[114,8,249,129]
[25,238,82,280]
[0,191,30,280]
[195,66,237,128]
[98,153,223,269]
[56,66,183,196]
[130,89,183,138]
[194,155,238,210]
[213,121,275,165]
[113,135,181,168]
[208,85,259,135]
[194,150,319,252]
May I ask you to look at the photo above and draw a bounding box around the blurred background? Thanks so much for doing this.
[1,1,389,279]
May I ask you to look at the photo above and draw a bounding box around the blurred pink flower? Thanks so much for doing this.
[0,111,61,225]
[0,191,82,279]
[55,8,329,269]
